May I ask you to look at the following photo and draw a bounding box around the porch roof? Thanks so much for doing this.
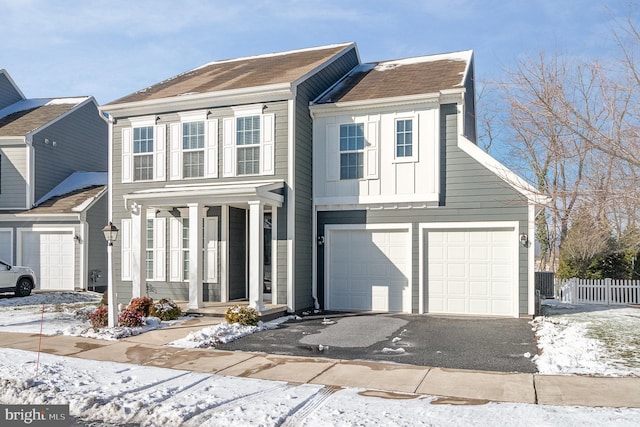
[122,180,285,209]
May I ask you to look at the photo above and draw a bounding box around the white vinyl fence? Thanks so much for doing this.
[555,278,640,305]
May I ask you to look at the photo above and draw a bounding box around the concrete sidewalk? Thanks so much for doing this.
[1,318,638,408]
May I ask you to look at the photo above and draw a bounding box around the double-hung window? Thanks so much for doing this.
[145,219,155,279]
[182,121,205,178]
[236,116,261,175]
[396,119,413,158]
[133,126,154,181]
[339,123,365,180]
[182,218,190,281]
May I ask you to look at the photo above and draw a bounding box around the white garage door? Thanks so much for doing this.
[21,231,75,290]
[0,230,11,263]
[427,229,516,317]
[327,229,411,312]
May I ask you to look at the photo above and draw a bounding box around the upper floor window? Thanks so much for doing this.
[182,121,205,178]
[133,126,154,181]
[236,116,261,175]
[396,119,413,158]
[340,123,364,180]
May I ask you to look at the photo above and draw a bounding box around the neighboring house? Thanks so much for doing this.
[99,43,360,311]
[0,69,108,291]
[310,51,546,318]
[100,43,545,318]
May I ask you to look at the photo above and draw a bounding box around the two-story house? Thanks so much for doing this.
[311,51,546,317]
[0,69,109,291]
[101,44,545,318]
[100,43,360,312]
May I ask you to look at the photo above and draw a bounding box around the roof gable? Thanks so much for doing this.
[107,43,355,105]
[0,97,90,137]
[313,50,472,104]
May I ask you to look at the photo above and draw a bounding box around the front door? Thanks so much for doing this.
[228,207,247,300]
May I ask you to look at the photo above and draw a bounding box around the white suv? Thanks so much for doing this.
[0,259,36,297]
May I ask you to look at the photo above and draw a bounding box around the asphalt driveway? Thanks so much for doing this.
[216,312,538,373]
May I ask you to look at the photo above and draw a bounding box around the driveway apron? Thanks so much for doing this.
[216,313,538,373]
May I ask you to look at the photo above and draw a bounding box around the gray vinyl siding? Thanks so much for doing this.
[317,103,530,315]
[0,74,23,110]
[109,101,289,306]
[0,144,28,208]
[33,102,107,202]
[292,47,360,310]
[86,195,108,291]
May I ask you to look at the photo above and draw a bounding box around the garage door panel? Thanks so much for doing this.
[427,228,516,317]
[328,229,410,313]
[21,231,74,290]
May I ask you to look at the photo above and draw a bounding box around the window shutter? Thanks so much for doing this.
[154,124,166,181]
[169,123,182,180]
[121,128,133,183]
[223,117,235,177]
[169,217,182,282]
[205,217,219,283]
[260,113,275,175]
[326,124,340,181]
[121,218,132,280]
[153,218,166,281]
[365,121,379,179]
[206,119,218,178]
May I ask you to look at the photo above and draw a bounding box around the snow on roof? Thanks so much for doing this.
[35,171,107,207]
[374,50,472,71]
[0,97,88,120]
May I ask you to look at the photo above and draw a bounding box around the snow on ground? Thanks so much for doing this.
[2,292,640,425]
[532,300,640,376]
[1,347,639,427]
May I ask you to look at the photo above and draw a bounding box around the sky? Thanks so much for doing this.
[0,0,635,107]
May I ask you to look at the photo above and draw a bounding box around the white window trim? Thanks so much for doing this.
[393,115,419,163]
[171,112,218,181]
[223,111,275,177]
[122,211,166,282]
[328,120,379,181]
[122,117,166,183]
[170,214,218,283]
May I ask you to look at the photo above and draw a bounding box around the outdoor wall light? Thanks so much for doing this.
[519,232,528,247]
[317,236,325,246]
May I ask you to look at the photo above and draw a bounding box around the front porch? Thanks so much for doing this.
[177,300,289,322]
[122,180,286,313]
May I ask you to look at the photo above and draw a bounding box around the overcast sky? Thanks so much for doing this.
[0,0,634,105]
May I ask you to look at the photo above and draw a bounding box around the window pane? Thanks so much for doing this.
[339,124,365,180]
[134,126,153,153]
[396,119,413,158]
[237,146,260,175]
[236,116,261,146]
[340,152,363,180]
[183,151,204,178]
[134,154,153,181]
[183,121,204,150]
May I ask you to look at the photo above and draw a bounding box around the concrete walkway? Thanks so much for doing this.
[1,317,639,408]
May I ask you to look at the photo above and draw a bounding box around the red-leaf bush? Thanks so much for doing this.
[128,296,154,316]
[118,308,144,327]
[89,305,108,330]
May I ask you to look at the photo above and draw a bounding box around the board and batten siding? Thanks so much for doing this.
[0,73,23,110]
[33,101,108,202]
[109,101,290,306]
[0,143,28,209]
[292,46,360,310]
[317,104,530,315]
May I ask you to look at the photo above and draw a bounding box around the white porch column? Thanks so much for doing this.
[188,203,204,309]
[248,200,265,311]
[130,203,147,299]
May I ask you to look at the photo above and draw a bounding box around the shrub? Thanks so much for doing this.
[225,305,259,326]
[89,305,108,330]
[118,308,144,327]
[150,299,182,321]
[128,296,154,316]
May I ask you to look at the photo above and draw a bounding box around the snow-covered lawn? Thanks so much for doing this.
[1,292,640,426]
[532,300,640,377]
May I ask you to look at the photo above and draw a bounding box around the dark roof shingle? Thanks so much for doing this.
[107,44,353,105]
[0,103,79,136]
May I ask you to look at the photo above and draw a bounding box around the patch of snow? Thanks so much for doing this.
[392,337,402,343]
[35,171,107,206]
[374,50,472,71]
[382,347,406,354]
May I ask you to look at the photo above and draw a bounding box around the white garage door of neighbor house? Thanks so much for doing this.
[327,229,411,313]
[427,229,516,317]
[21,231,75,290]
